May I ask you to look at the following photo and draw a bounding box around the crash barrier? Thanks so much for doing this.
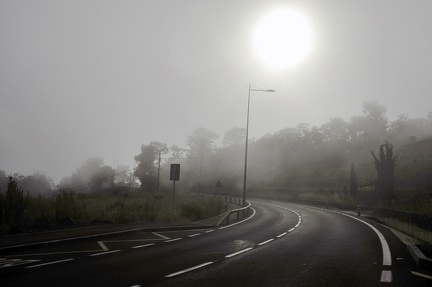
[216,200,251,227]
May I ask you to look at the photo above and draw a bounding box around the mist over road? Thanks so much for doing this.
[1,200,430,286]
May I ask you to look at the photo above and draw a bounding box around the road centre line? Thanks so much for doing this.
[188,233,201,237]
[380,270,393,283]
[165,261,214,278]
[225,247,253,258]
[205,229,215,233]
[132,243,155,249]
[90,250,121,257]
[277,232,288,238]
[288,228,295,232]
[26,258,75,269]
[258,239,274,246]
[164,238,182,243]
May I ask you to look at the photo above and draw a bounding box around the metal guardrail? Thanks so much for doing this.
[216,198,251,226]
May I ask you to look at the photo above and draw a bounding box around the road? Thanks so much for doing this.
[1,199,431,286]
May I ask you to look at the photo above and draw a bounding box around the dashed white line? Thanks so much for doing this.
[380,270,392,282]
[132,243,155,249]
[258,239,274,246]
[205,229,215,233]
[188,233,200,238]
[164,238,182,243]
[277,232,288,238]
[288,228,295,232]
[90,250,121,257]
[165,261,214,278]
[225,247,253,258]
[26,258,74,269]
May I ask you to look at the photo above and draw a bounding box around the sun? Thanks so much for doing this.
[253,8,313,69]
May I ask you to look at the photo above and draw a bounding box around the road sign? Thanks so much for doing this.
[215,180,223,188]
[170,164,180,181]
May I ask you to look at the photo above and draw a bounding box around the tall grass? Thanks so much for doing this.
[0,187,228,234]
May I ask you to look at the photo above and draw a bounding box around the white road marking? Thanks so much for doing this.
[152,232,170,240]
[26,258,74,269]
[219,208,256,229]
[165,261,214,278]
[132,243,155,249]
[277,232,287,238]
[380,270,393,282]
[6,250,102,256]
[205,229,215,233]
[0,258,40,268]
[341,213,392,266]
[164,238,182,243]
[225,247,253,258]
[288,228,295,232]
[130,285,141,287]
[89,250,121,256]
[98,241,109,251]
[258,239,274,246]
[411,271,432,280]
[188,233,200,238]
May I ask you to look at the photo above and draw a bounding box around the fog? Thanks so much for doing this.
[1,0,432,184]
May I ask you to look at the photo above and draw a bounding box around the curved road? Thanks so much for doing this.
[1,199,431,286]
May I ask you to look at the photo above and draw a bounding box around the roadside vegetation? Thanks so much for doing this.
[2,101,432,234]
[0,181,228,234]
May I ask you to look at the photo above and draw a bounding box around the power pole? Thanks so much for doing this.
[157,152,161,192]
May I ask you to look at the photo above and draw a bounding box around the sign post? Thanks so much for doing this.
[170,164,180,220]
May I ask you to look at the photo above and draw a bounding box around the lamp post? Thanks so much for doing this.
[243,84,275,206]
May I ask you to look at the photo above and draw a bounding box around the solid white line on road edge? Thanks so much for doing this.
[258,239,274,246]
[164,238,182,243]
[25,258,75,269]
[98,241,109,251]
[219,208,257,230]
[411,271,432,280]
[132,243,155,249]
[152,232,170,240]
[341,213,392,266]
[165,261,214,278]
[90,250,121,257]
[225,247,253,258]
[277,232,288,238]
[188,233,200,237]
[380,270,393,282]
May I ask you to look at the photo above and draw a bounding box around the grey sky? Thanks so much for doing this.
[1,0,432,183]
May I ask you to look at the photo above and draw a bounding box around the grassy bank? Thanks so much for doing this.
[0,187,228,234]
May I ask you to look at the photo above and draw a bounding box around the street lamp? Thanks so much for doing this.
[243,84,275,206]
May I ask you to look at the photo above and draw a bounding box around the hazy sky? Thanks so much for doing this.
[1,0,432,183]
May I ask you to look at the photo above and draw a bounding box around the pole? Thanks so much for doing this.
[157,153,161,192]
[172,179,176,221]
[242,84,251,207]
